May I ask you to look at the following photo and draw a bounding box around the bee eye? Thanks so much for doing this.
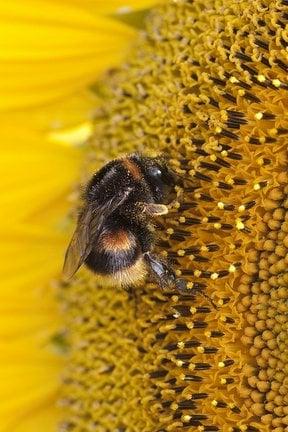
[149,166,162,177]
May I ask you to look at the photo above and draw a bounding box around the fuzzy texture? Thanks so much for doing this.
[60,1,288,431]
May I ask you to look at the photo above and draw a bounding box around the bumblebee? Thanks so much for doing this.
[63,153,187,292]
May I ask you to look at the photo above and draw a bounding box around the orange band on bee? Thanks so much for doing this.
[122,158,142,180]
[101,230,135,252]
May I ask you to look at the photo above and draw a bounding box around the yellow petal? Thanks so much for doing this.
[0,90,98,133]
[0,1,135,110]
[50,0,162,14]
[0,225,69,298]
[0,311,61,340]
[0,225,68,430]
[0,403,63,432]
[0,362,63,432]
[0,225,66,431]
[0,130,83,226]
[48,121,93,146]
[0,134,74,429]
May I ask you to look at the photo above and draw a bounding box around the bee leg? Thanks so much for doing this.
[144,252,218,309]
[143,252,178,290]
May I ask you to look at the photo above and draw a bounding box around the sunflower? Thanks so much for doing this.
[61,1,288,431]
[0,2,159,431]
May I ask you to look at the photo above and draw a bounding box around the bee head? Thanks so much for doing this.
[132,154,177,203]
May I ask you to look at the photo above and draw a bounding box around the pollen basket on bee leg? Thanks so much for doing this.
[141,203,169,216]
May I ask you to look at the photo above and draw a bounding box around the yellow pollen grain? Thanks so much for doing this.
[190,306,197,314]
[171,402,178,411]
[214,222,222,229]
[182,415,191,422]
[205,331,212,337]
[238,204,245,212]
[212,400,218,407]
[236,219,245,230]
[215,126,222,133]
[255,112,263,120]
[217,201,225,209]
[253,183,261,191]
[229,76,239,83]
[177,249,185,256]
[211,272,219,280]
[257,74,266,82]
[272,79,281,88]
[186,282,194,289]
[177,342,185,350]
[202,217,208,223]
[210,154,217,161]
[221,378,227,384]
[179,216,186,223]
[221,150,228,157]
[257,158,264,166]
[167,228,174,235]
[194,270,202,277]
[175,269,182,276]
[220,110,228,121]
[197,347,205,354]
[226,176,234,185]
[218,361,225,368]
[229,264,237,273]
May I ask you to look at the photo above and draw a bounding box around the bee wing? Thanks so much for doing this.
[62,206,98,280]
[63,187,132,280]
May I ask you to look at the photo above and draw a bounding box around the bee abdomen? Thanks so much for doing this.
[85,229,141,275]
